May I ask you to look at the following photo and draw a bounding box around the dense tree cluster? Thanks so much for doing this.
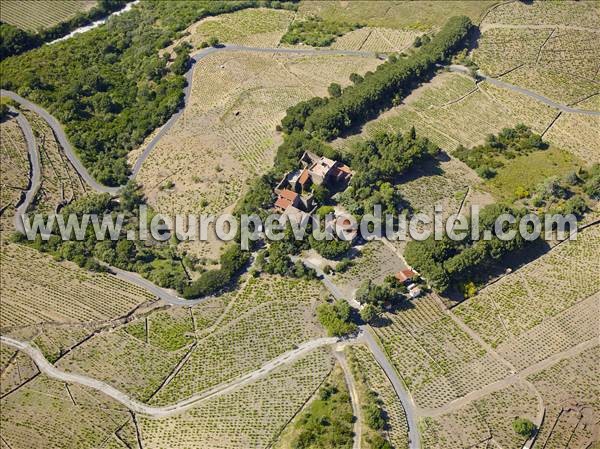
[356,276,406,308]
[317,299,357,337]
[404,203,529,292]
[339,128,438,216]
[0,1,127,59]
[454,124,548,179]
[298,16,473,139]
[0,1,294,185]
[20,183,191,291]
[182,243,250,298]
[281,16,362,47]
[292,380,354,449]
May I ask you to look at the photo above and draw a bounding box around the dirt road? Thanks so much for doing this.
[1,334,339,418]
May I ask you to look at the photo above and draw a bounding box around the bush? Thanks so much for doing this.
[280,16,361,47]
[512,418,535,437]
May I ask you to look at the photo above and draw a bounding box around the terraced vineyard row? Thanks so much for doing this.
[140,348,334,449]
[0,0,96,32]
[24,111,87,214]
[347,344,409,449]
[455,225,600,348]
[0,115,29,230]
[420,383,538,449]
[374,295,511,409]
[528,345,600,449]
[0,243,154,329]
[150,276,326,405]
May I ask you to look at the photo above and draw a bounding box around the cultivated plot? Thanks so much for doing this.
[0,243,155,329]
[0,0,96,32]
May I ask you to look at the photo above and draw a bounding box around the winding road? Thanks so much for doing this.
[4,44,597,200]
[298,256,422,449]
[447,65,600,116]
[0,334,339,418]
[3,40,599,448]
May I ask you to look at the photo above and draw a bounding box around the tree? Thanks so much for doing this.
[512,418,535,437]
[316,300,356,336]
[328,82,342,98]
[359,303,380,323]
[349,73,363,84]
[207,36,220,47]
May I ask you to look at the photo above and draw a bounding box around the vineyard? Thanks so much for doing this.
[164,8,295,52]
[135,51,380,258]
[0,115,29,231]
[346,344,409,449]
[527,345,599,449]
[0,0,96,32]
[150,275,327,405]
[58,327,187,402]
[481,1,600,29]
[420,383,539,449]
[373,295,511,409]
[477,0,600,109]
[24,111,88,214]
[0,351,38,396]
[297,1,495,31]
[497,293,599,371]
[0,374,134,449]
[544,96,600,163]
[344,72,557,152]
[454,225,600,349]
[140,348,334,449]
[326,26,420,53]
[0,243,155,329]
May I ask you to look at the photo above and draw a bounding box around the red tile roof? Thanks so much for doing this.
[279,188,299,202]
[298,169,311,185]
[275,196,292,210]
[395,269,417,282]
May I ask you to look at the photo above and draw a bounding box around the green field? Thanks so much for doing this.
[0,1,96,32]
[485,147,584,201]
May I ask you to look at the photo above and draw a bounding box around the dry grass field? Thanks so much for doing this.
[0,243,155,330]
[332,240,407,297]
[140,347,334,449]
[0,115,29,232]
[134,51,380,258]
[0,0,96,32]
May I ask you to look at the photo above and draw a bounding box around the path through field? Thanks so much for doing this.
[0,334,339,418]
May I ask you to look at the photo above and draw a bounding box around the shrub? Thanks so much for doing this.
[512,417,535,437]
